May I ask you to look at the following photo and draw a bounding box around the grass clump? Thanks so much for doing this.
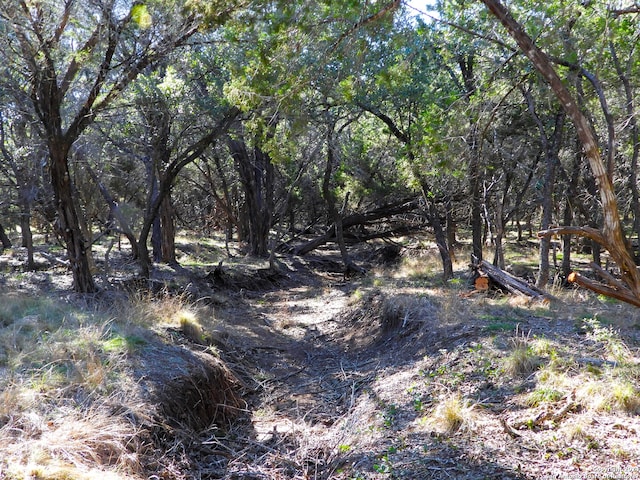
[577,379,640,414]
[0,294,141,477]
[505,333,540,377]
[175,309,207,343]
[581,316,631,362]
[429,394,473,434]
[526,387,565,407]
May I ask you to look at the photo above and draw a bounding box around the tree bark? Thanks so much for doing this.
[228,138,274,257]
[19,206,35,271]
[481,0,640,303]
[50,144,97,292]
[428,198,453,280]
[478,259,552,301]
[160,194,176,264]
[0,222,11,251]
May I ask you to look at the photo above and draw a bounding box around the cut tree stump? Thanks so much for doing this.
[474,260,554,302]
[474,274,490,291]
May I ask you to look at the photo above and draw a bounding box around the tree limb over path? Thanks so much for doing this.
[481,0,640,307]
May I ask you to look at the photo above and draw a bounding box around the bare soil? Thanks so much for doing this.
[2,238,640,479]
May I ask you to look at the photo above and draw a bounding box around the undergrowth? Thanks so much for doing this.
[0,291,222,479]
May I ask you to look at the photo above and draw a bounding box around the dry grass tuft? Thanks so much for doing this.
[175,309,206,343]
[576,378,640,414]
[0,407,142,479]
[505,330,540,377]
[429,394,473,434]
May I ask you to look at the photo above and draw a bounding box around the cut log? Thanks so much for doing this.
[568,271,640,308]
[477,260,554,301]
[475,275,490,291]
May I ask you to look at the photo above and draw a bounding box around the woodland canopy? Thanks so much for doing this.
[1,0,640,304]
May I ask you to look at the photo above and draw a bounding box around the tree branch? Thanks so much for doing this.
[568,272,640,308]
[538,225,606,246]
[331,0,401,51]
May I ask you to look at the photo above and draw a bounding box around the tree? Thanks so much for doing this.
[480,0,640,306]
[0,0,203,291]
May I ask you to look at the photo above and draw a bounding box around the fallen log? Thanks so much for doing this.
[476,260,554,301]
[293,197,421,255]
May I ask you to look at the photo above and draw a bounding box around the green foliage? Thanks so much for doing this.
[526,387,564,407]
[131,4,152,29]
[101,334,147,353]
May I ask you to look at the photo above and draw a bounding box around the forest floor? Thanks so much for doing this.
[1,234,640,479]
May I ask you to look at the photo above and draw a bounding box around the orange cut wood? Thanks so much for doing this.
[475,276,489,291]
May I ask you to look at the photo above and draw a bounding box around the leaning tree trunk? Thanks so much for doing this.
[482,0,640,303]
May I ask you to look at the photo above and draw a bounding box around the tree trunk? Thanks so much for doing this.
[457,54,483,263]
[482,0,640,301]
[538,112,565,288]
[85,162,139,259]
[228,139,273,257]
[322,123,357,272]
[610,39,640,260]
[468,125,484,263]
[428,198,453,280]
[446,196,457,250]
[493,202,505,270]
[160,194,176,264]
[50,145,96,293]
[562,137,583,283]
[18,187,36,270]
[19,206,35,270]
[152,215,162,263]
[0,222,11,251]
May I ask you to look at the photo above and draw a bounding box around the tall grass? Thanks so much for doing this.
[0,291,215,479]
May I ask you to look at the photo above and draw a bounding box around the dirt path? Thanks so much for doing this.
[209,267,640,480]
[3,242,640,479]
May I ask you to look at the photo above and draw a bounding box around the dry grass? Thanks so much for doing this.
[175,309,206,343]
[576,378,640,414]
[428,394,474,434]
[505,332,540,377]
[0,290,241,480]
[1,407,143,478]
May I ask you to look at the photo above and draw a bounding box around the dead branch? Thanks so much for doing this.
[294,198,421,255]
[568,271,640,308]
[538,225,606,245]
[539,226,640,307]
[509,391,578,431]
[589,262,629,292]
